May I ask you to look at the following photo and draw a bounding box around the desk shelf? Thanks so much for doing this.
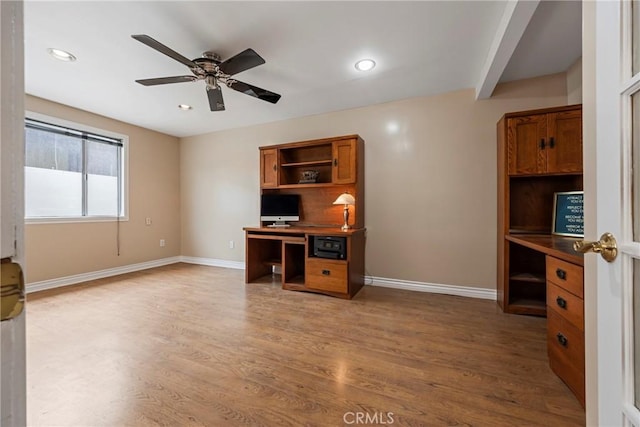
[281,159,333,168]
[509,272,546,283]
[263,259,282,268]
[284,241,305,285]
[507,298,547,315]
[284,275,305,286]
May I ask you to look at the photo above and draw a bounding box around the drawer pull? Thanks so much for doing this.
[556,332,568,347]
[556,268,567,280]
[322,270,331,276]
[556,296,567,309]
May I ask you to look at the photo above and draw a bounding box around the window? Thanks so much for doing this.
[25,115,127,221]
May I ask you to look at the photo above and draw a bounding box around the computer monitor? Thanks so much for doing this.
[260,194,300,227]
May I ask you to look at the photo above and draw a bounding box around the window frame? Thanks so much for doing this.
[24,111,129,224]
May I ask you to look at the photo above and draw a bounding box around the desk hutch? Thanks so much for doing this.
[497,104,585,405]
[244,135,365,299]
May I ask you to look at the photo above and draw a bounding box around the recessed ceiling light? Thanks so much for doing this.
[47,48,76,62]
[355,59,376,72]
[178,104,192,111]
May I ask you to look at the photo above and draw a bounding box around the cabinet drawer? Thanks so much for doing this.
[547,282,584,331]
[548,309,585,373]
[306,258,348,293]
[546,256,583,298]
[547,309,585,405]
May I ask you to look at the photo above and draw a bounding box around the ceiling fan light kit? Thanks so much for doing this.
[131,34,281,112]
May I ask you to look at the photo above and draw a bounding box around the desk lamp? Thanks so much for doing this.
[333,193,355,231]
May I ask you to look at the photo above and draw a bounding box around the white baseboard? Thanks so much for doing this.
[368,276,497,300]
[26,256,181,294]
[180,257,495,301]
[26,255,495,302]
[179,256,245,270]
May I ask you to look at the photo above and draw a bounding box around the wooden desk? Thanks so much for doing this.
[506,233,585,406]
[244,227,366,299]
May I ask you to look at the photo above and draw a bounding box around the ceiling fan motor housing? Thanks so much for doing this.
[201,51,221,62]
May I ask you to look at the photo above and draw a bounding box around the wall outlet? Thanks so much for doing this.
[229,240,235,249]
[145,217,152,226]
[160,239,165,247]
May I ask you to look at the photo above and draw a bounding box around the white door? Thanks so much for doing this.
[584,0,640,425]
[0,0,26,425]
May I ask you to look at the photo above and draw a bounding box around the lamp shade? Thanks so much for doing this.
[333,193,355,205]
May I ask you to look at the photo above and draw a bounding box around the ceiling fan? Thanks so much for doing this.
[131,34,281,111]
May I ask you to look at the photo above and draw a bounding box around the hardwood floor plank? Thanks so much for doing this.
[26,263,585,426]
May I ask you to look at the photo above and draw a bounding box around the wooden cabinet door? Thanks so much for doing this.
[260,148,278,188]
[546,110,583,174]
[507,114,547,175]
[332,139,356,184]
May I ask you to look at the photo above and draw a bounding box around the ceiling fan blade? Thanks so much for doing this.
[207,86,226,111]
[227,80,281,104]
[218,48,265,76]
[135,76,198,86]
[132,34,201,70]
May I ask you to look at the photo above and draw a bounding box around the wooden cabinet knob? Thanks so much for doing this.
[556,332,568,347]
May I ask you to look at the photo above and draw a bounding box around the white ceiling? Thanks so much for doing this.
[24,1,581,138]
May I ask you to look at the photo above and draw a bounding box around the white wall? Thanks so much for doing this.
[181,73,568,290]
[567,57,583,104]
[24,96,182,283]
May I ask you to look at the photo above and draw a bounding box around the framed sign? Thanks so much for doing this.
[552,191,584,237]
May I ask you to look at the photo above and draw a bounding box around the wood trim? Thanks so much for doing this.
[244,226,364,236]
[497,116,508,309]
[506,234,584,266]
[499,104,583,121]
[259,134,362,150]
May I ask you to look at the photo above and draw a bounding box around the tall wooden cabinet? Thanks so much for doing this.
[497,104,585,406]
[498,105,583,314]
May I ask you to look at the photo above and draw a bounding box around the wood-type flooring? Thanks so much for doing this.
[26,263,585,426]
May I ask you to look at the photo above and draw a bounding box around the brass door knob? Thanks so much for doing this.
[1,258,25,321]
[573,232,618,262]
